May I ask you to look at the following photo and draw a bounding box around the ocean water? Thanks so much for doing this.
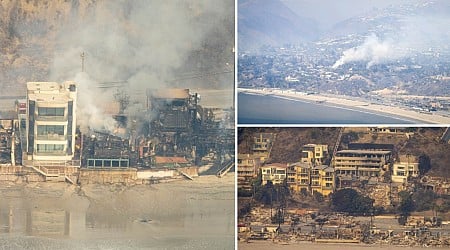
[0,175,235,250]
[238,93,418,124]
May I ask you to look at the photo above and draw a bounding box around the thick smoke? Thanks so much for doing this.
[49,0,234,133]
[332,34,395,69]
[333,10,450,69]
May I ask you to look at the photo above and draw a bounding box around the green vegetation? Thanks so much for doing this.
[331,188,374,215]
[397,191,415,225]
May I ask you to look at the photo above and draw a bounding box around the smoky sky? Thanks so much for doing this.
[282,0,410,30]
[47,0,234,133]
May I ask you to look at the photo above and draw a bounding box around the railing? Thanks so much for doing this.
[36,134,66,141]
[35,115,67,122]
[216,159,234,177]
[34,160,80,167]
[34,151,67,156]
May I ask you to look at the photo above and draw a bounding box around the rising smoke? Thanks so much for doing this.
[332,34,395,69]
[332,9,450,69]
[49,0,234,133]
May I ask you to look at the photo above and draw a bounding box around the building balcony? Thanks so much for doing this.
[36,134,67,141]
[34,151,67,156]
[35,115,67,122]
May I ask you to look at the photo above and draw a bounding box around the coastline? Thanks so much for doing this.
[239,88,450,124]
[238,241,444,250]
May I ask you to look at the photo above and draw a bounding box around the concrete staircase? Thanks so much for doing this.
[26,161,79,183]
[216,159,234,178]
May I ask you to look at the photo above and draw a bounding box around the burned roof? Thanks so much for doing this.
[154,156,189,164]
[147,89,190,99]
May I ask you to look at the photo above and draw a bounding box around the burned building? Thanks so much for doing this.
[81,131,137,169]
[80,87,234,174]
[147,88,198,133]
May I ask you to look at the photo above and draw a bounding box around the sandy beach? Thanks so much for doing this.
[238,241,443,250]
[0,175,235,249]
[239,88,450,124]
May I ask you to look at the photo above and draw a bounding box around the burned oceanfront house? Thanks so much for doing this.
[138,88,234,172]
[1,81,233,184]
[79,87,234,180]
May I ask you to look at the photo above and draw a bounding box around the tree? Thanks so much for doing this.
[331,188,374,215]
[397,191,415,225]
[412,189,436,211]
[419,154,431,176]
[313,191,324,202]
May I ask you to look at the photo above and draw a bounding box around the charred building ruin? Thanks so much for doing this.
[81,88,234,172]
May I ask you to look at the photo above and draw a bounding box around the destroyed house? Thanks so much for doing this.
[146,89,199,132]
[153,156,191,168]
[82,132,135,169]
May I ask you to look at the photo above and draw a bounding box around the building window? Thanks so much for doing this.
[38,107,64,116]
[37,125,64,136]
[36,144,64,153]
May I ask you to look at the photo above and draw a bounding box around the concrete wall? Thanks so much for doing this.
[78,169,137,185]
[137,169,175,179]
[136,167,199,180]
[0,165,44,182]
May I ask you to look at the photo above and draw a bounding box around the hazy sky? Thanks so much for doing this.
[282,0,409,29]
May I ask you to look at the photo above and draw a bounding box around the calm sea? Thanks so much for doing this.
[238,93,418,124]
[0,175,234,250]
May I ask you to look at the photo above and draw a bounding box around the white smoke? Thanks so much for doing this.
[333,9,450,69]
[48,0,234,133]
[74,72,117,134]
[332,34,395,69]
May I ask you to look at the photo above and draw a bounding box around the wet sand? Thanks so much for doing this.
[0,175,235,249]
[239,88,450,124]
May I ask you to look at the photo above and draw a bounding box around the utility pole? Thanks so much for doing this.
[80,52,85,72]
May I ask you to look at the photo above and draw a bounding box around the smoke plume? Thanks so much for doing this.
[332,34,395,69]
[48,0,234,133]
[333,8,450,69]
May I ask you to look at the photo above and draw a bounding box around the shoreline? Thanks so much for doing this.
[239,88,450,124]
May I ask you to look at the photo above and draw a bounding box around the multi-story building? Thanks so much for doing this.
[261,163,287,185]
[333,149,392,179]
[287,162,311,193]
[392,155,419,183]
[252,133,275,163]
[237,153,261,191]
[25,82,77,163]
[287,162,335,196]
[300,144,328,165]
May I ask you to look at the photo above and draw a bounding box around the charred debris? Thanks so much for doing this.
[81,88,234,172]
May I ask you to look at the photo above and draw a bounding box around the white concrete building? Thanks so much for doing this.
[392,155,419,183]
[25,82,77,162]
[261,163,288,185]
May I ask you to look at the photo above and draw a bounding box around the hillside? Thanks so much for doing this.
[0,0,234,96]
[239,127,450,178]
[238,0,318,51]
